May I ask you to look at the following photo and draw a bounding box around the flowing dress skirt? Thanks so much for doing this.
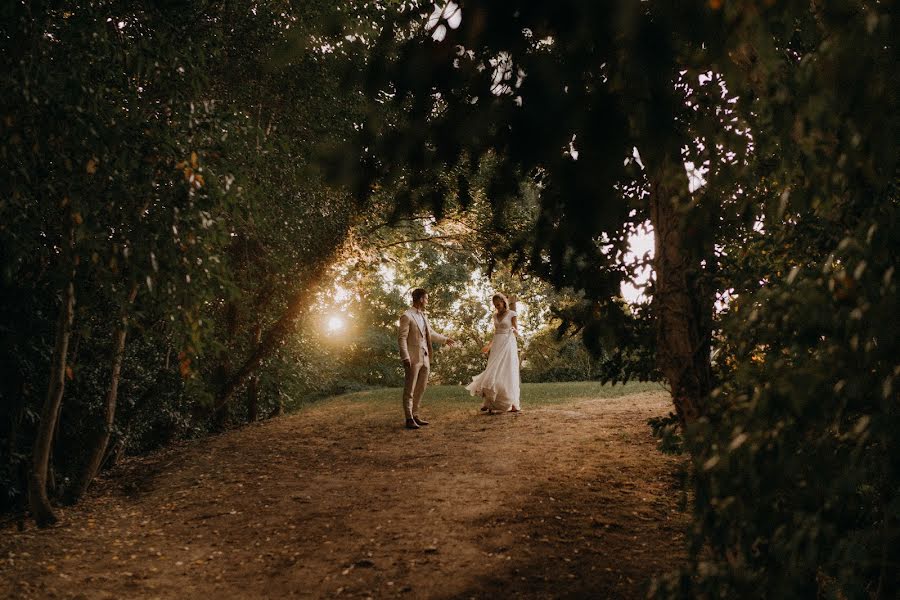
[465,331,520,411]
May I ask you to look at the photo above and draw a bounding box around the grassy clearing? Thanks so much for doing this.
[319,380,667,417]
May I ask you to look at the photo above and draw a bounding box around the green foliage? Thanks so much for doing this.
[649,3,899,599]
[0,1,368,512]
[335,380,663,410]
[1,1,234,511]
[311,204,655,391]
[647,413,683,456]
[656,201,899,599]
[2,5,895,598]
[347,1,898,597]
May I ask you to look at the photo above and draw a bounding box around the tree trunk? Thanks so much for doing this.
[47,358,69,497]
[104,436,127,471]
[270,385,284,418]
[212,301,239,430]
[28,222,76,527]
[214,307,296,412]
[648,156,713,425]
[66,286,136,504]
[246,374,259,422]
[212,264,332,413]
[246,321,262,422]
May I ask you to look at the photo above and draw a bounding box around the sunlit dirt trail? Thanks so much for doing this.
[1,391,687,599]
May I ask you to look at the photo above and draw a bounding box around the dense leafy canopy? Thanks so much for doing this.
[1,1,897,597]
[339,1,898,597]
[0,0,615,519]
[0,0,367,515]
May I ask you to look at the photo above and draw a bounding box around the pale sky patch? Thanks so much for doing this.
[621,226,654,304]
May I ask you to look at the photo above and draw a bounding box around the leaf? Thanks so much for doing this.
[86,157,99,174]
[728,433,748,451]
[178,352,192,377]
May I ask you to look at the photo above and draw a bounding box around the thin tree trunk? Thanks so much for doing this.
[28,220,76,527]
[212,264,332,413]
[246,375,259,422]
[648,156,713,425]
[105,436,127,469]
[67,286,137,504]
[246,321,262,422]
[212,301,239,429]
[214,300,301,412]
[47,373,67,496]
[270,385,284,418]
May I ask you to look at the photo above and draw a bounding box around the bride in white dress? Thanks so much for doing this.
[465,293,521,413]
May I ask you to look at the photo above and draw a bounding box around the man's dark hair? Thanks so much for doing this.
[412,288,428,303]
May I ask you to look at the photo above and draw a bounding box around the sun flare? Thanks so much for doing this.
[326,315,345,333]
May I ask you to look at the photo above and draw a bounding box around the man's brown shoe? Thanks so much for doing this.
[405,418,420,430]
[413,416,429,426]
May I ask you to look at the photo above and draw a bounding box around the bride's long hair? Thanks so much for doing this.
[492,293,515,312]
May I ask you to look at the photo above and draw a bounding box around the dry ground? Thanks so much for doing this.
[0,388,688,599]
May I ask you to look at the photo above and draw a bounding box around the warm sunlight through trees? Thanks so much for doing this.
[326,316,346,334]
[1,2,896,599]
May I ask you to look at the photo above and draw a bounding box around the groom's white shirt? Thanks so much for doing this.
[398,308,448,365]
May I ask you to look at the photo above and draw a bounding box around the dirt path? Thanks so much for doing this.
[1,391,687,599]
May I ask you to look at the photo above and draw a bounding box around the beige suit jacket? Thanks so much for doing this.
[398,308,448,365]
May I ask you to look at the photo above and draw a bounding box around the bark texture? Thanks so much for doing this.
[212,265,332,413]
[67,286,136,504]
[246,322,262,422]
[648,156,713,424]
[28,223,76,527]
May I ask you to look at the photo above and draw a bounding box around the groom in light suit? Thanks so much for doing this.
[398,288,455,429]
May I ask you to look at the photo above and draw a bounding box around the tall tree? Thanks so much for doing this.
[341,2,733,423]
[344,2,897,596]
[3,2,243,521]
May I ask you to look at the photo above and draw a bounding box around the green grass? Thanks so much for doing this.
[334,380,666,408]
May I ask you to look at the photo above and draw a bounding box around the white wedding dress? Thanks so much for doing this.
[465,309,521,411]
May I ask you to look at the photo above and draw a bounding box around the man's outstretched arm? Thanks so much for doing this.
[429,328,455,347]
